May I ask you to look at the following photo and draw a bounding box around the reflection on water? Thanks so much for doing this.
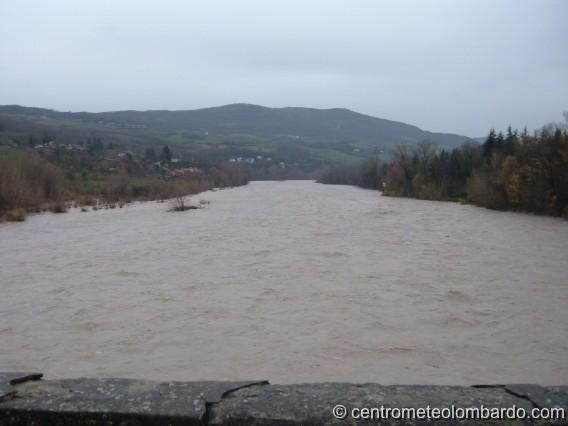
[1,181,567,384]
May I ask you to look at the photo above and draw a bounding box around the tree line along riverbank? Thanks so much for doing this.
[0,142,250,222]
[318,125,568,218]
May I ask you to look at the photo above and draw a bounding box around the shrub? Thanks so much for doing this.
[0,153,67,214]
[5,208,27,222]
[50,201,68,213]
[168,196,199,212]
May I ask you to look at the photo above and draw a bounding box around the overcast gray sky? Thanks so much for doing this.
[1,0,566,136]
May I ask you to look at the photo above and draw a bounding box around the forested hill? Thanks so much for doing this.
[0,103,471,149]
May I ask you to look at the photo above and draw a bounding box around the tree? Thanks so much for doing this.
[483,129,497,158]
[160,145,172,163]
[504,125,518,155]
[87,138,104,157]
[144,148,157,163]
[415,140,436,163]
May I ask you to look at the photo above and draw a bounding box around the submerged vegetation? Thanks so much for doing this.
[319,124,568,218]
[0,153,66,220]
[3,110,567,221]
[168,196,201,212]
[0,139,250,222]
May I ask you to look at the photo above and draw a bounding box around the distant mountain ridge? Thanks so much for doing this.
[0,103,471,149]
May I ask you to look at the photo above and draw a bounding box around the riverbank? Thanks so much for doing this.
[0,150,250,222]
[318,127,568,218]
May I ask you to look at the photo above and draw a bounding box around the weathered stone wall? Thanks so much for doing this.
[1,372,566,425]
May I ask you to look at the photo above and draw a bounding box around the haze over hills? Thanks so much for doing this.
[0,103,473,178]
[0,103,472,147]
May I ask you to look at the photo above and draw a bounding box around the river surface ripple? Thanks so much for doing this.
[1,181,567,384]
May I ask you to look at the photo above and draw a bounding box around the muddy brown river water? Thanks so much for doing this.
[1,181,567,384]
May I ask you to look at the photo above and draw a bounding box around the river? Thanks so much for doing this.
[1,180,567,384]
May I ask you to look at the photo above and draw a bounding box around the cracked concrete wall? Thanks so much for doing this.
[1,372,567,425]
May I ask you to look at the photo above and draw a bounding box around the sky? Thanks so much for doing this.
[0,0,566,137]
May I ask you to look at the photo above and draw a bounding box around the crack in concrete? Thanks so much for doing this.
[503,387,540,409]
[8,374,43,386]
[471,384,543,409]
[0,373,43,403]
[471,384,563,410]
[203,381,270,425]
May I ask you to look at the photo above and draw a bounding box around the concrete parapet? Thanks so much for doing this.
[1,372,566,425]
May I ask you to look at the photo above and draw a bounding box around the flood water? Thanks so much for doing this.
[1,180,567,385]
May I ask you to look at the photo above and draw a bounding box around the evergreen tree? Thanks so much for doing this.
[144,148,157,163]
[483,129,497,158]
[160,145,172,163]
[495,131,505,153]
[87,138,104,157]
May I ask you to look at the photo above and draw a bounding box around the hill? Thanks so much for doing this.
[0,103,473,178]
